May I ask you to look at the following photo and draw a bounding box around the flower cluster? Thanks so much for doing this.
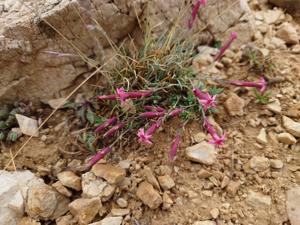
[98,88,152,103]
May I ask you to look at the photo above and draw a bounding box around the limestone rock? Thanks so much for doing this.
[26,182,69,220]
[162,192,173,210]
[57,171,81,191]
[110,208,130,216]
[69,198,102,225]
[92,164,126,184]
[246,191,271,208]
[210,208,219,219]
[101,184,116,202]
[0,170,42,225]
[52,181,72,197]
[249,156,270,172]
[56,214,76,225]
[266,99,281,113]
[224,93,245,116]
[17,217,41,225]
[286,186,300,225]
[81,172,107,198]
[136,182,162,209]
[263,9,284,24]
[186,142,217,165]
[256,128,268,144]
[143,167,160,190]
[276,22,299,45]
[282,116,300,137]
[157,175,175,190]
[277,132,297,144]
[226,181,241,196]
[116,198,128,208]
[15,114,39,137]
[89,217,123,225]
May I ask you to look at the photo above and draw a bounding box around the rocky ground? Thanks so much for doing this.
[1,0,300,225]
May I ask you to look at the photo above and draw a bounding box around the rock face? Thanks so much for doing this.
[269,0,300,17]
[0,170,40,225]
[286,186,300,225]
[0,0,253,102]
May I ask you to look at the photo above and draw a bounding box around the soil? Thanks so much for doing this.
[1,1,300,225]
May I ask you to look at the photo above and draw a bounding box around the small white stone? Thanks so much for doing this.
[15,114,39,137]
[249,156,270,172]
[193,221,216,225]
[266,99,281,114]
[277,133,297,145]
[116,198,128,208]
[89,217,123,225]
[246,191,271,208]
[283,116,300,137]
[256,128,268,144]
[210,208,219,219]
[270,159,284,169]
[186,142,217,165]
[276,22,299,45]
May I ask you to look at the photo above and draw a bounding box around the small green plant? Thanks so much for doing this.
[254,89,272,105]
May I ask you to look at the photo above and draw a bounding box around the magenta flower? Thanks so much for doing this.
[103,122,125,138]
[140,111,165,119]
[168,108,183,117]
[193,88,217,111]
[127,90,152,98]
[98,94,117,101]
[95,117,117,133]
[137,128,153,144]
[144,105,166,112]
[86,147,112,169]
[214,32,238,61]
[229,76,267,93]
[169,134,181,160]
[137,118,163,145]
[204,118,225,148]
[116,88,129,103]
[188,0,207,29]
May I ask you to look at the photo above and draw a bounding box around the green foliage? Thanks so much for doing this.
[254,89,272,105]
[209,87,223,96]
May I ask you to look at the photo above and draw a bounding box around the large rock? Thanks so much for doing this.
[269,0,300,17]
[0,0,253,102]
[0,170,39,225]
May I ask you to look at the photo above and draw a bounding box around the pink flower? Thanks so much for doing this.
[116,88,129,103]
[208,134,225,148]
[193,88,217,111]
[98,94,117,100]
[144,105,166,112]
[140,111,165,119]
[127,90,152,98]
[137,128,153,144]
[229,76,267,93]
[103,122,125,138]
[86,147,112,169]
[137,118,163,145]
[169,134,181,160]
[168,108,183,117]
[204,118,225,148]
[95,117,117,133]
[214,32,238,61]
[188,0,207,29]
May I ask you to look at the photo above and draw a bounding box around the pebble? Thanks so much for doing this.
[202,190,213,197]
[226,181,241,196]
[277,132,297,144]
[92,164,126,184]
[162,192,173,210]
[118,160,131,170]
[57,171,82,191]
[193,221,216,225]
[198,169,212,179]
[256,128,268,144]
[210,208,219,219]
[15,114,39,137]
[270,159,284,169]
[246,190,271,208]
[116,198,128,208]
[249,156,270,172]
[158,175,175,190]
[143,167,160,190]
[52,181,72,197]
[81,172,107,198]
[89,217,123,225]
[224,93,245,116]
[221,176,230,189]
[111,208,130,216]
[263,9,283,24]
[136,182,162,209]
[266,99,282,114]
[101,185,116,202]
[69,198,102,225]
[186,142,217,165]
[287,186,300,225]
[276,22,299,45]
[282,116,300,137]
